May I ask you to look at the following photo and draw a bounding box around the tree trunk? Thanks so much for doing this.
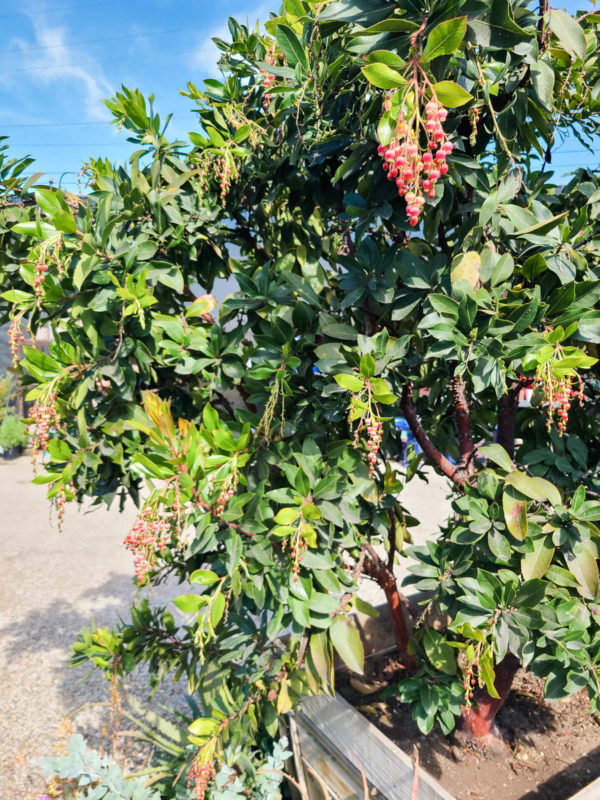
[497,388,519,459]
[362,545,415,669]
[459,654,520,750]
[380,570,415,669]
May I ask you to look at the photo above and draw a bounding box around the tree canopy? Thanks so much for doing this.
[2,0,600,792]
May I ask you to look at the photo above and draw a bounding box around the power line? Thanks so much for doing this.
[0,0,134,21]
[2,25,212,57]
[11,143,152,147]
[0,119,185,128]
[0,45,214,76]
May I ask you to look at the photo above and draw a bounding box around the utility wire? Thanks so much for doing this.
[0,119,184,128]
[0,0,134,21]
[2,25,213,57]
[0,45,215,76]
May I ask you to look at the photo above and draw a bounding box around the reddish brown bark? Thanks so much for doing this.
[451,376,476,472]
[362,543,415,669]
[400,383,470,488]
[460,654,520,744]
[497,385,520,460]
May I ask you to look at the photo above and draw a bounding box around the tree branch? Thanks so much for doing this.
[387,507,397,571]
[400,383,467,488]
[437,222,451,259]
[362,543,414,668]
[497,381,523,460]
[452,376,476,476]
[538,0,549,51]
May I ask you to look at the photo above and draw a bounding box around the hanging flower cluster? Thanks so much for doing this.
[214,467,239,516]
[261,42,277,104]
[540,372,584,436]
[31,238,64,306]
[280,516,311,578]
[30,394,61,471]
[124,504,176,584]
[8,308,27,368]
[187,755,216,800]
[194,150,240,206]
[55,484,68,533]
[378,90,453,226]
[365,417,384,476]
[349,395,385,477]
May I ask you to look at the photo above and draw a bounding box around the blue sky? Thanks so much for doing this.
[0,0,596,190]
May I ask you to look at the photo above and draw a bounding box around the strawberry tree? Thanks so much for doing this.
[2,0,600,792]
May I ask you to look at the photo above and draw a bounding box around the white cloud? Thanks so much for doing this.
[190,1,273,78]
[9,16,114,121]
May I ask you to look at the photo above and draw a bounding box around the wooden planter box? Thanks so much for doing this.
[291,692,454,800]
[291,693,600,800]
[289,604,600,800]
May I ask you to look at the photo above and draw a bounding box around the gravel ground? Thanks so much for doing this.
[0,455,452,798]
[0,456,181,799]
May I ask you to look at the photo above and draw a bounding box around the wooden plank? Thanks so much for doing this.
[296,694,456,800]
[567,775,600,800]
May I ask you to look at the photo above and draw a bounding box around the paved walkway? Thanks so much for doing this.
[0,456,451,797]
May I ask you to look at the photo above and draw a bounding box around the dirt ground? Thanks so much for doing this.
[339,655,600,800]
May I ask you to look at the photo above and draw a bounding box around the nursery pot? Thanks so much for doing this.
[1,446,21,460]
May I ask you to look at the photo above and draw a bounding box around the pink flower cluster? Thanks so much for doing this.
[261,43,277,104]
[366,417,383,476]
[124,506,172,584]
[544,375,584,436]
[30,395,60,469]
[187,758,216,800]
[378,98,453,226]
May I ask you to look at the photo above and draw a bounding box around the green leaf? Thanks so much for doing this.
[309,631,333,686]
[514,579,546,607]
[52,209,77,235]
[276,24,308,70]
[210,592,226,627]
[429,294,460,317]
[548,9,586,60]
[12,220,57,238]
[479,651,500,699]
[431,80,473,108]
[451,251,480,288]
[361,63,406,89]
[467,0,529,48]
[190,569,220,586]
[173,594,206,613]
[334,373,364,392]
[274,507,299,525]
[479,444,512,472]
[2,289,34,304]
[490,254,514,287]
[354,597,380,617]
[521,536,554,580]
[423,629,456,675]
[513,211,568,237]
[567,543,599,599]
[359,353,376,378]
[321,322,357,340]
[505,471,561,506]
[188,717,219,738]
[422,17,467,62]
[503,486,528,540]
[330,615,364,674]
[47,440,73,461]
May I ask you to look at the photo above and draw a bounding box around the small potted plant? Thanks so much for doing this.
[0,413,27,459]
